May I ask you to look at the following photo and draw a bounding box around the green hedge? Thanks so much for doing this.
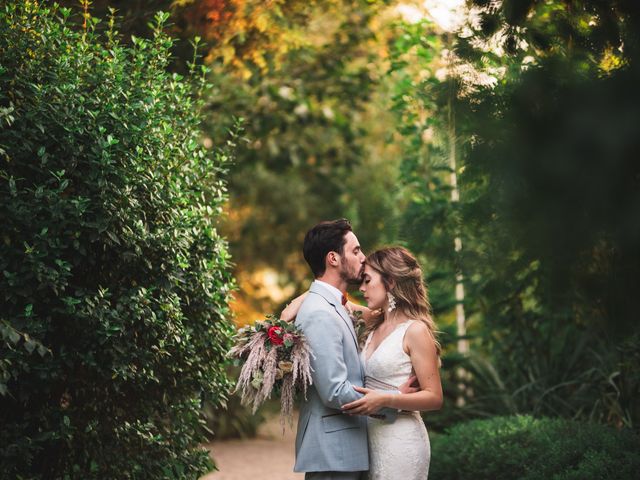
[430,415,640,480]
[0,2,235,478]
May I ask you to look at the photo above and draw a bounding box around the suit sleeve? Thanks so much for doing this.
[297,310,363,409]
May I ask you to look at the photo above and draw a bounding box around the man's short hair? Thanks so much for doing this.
[303,219,352,278]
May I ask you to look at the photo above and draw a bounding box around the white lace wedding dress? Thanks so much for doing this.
[362,320,431,480]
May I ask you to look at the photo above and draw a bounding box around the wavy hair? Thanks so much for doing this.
[365,247,441,355]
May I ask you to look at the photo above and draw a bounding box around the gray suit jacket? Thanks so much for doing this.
[293,281,369,473]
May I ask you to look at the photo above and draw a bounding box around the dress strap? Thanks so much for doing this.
[398,320,416,351]
[398,319,415,334]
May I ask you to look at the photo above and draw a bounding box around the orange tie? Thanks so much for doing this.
[341,293,348,306]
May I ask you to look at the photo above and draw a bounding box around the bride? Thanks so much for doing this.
[283,246,443,479]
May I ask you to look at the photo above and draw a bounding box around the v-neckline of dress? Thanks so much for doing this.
[363,320,411,364]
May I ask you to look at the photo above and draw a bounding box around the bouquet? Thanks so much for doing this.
[228,315,313,426]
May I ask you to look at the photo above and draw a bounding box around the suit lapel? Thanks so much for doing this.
[309,282,360,350]
[334,303,359,348]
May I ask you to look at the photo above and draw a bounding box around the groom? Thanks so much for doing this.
[293,219,408,480]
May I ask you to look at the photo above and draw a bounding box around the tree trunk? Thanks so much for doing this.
[447,66,469,406]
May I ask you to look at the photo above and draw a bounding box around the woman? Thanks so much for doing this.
[282,246,442,479]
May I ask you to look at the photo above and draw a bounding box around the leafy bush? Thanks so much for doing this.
[0,2,235,478]
[430,415,640,480]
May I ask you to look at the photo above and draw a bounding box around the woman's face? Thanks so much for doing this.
[359,264,387,310]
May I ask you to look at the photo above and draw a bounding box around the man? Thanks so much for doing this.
[293,219,414,480]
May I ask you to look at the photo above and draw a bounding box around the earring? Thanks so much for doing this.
[387,292,396,312]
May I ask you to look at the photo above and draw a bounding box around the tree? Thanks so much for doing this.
[203,0,404,318]
[0,3,235,477]
[452,0,640,427]
[386,14,476,425]
[174,0,336,77]
[389,0,640,427]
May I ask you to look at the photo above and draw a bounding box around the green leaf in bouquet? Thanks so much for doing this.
[250,370,264,390]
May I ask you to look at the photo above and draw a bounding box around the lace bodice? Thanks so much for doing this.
[362,320,414,390]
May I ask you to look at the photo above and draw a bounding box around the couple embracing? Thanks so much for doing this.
[281,219,443,480]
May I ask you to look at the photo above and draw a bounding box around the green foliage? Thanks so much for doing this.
[391,4,640,429]
[467,0,639,64]
[0,2,235,478]
[430,415,640,480]
[388,20,457,316]
[449,37,640,425]
[387,18,471,430]
[208,1,399,292]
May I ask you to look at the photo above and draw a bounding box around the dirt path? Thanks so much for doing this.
[200,413,304,480]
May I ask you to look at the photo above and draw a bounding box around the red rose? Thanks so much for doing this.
[268,326,284,345]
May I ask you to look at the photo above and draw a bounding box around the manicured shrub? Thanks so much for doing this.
[430,415,640,480]
[0,2,235,478]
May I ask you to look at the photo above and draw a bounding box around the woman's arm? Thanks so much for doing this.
[280,292,308,322]
[341,321,443,414]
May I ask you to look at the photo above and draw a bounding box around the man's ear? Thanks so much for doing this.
[326,251,340,267]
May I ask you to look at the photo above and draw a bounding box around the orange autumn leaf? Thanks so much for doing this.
[175,0,338,76]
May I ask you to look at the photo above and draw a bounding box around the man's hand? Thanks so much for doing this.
[398,375,420,394]
[341,386,390,416]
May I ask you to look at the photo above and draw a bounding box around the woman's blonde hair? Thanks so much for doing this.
[365,247,441,355]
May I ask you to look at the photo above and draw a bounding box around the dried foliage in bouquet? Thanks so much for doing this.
[228,315,313,427]
[348,308,368,349]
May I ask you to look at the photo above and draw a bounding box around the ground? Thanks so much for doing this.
[201,412,304,480]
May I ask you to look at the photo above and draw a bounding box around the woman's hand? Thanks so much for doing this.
[344,302,382,326]
[280,292,308,322]
[341,386,391,416]
[398,375,420,394]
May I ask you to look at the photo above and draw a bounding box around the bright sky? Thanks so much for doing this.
[394,1,503,90]
[396,0,468,32]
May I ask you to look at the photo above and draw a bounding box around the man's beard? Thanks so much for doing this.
[340,263,364,288]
